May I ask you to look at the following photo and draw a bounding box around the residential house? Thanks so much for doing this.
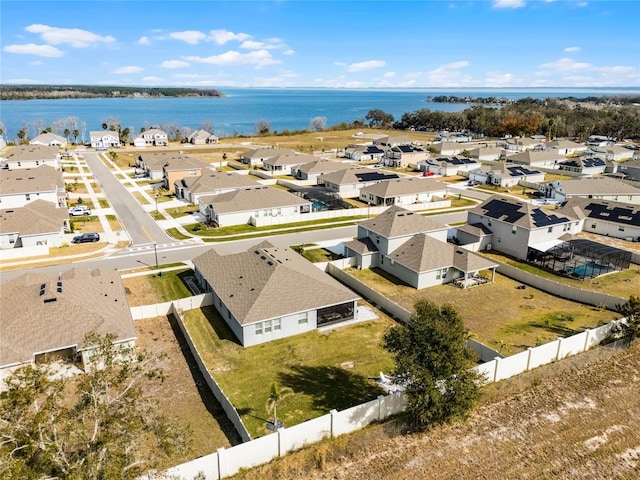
[0,165,66,208]
[506,150,565,169]
[435,131,473,143]
[590,145,634,162]
[30,132,68,148]
[343,144,387,162]
[174,171,259,203]
[1,145,60,170]
[547,139,588,155]
[90,131,120,150]
[291,159,351,182]
[239,148,295,167]
[359,177,449,206]
[504,137,544,152]
[541,177,640,205]
[199,186,312,227]
[344,205,497,289]
[468,145,503,161]
[133,128,169,147]
[421,156,480,176]
[262,153,316,175]
[162,155,210,189]
[558,156,608,175]
[192,241,361,347]
[0,268,137,375]
[465,195,581,260]
[383,144,429,168]
[616,158,640,181]
[186,129,219,145]
[556,197,640,241]
[137,152,207,183]
[588,135,610,147]
[431,142,475,156]
[0,200,69,249]
[319,167,399,198]
[373,135,413,147]
[468,164,545,188]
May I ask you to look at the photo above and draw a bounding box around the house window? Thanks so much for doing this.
[436,268,448,280]
[487,219,492,226]
[619,226,625,232]
[548,227,553,233]
[255,323,263,335]
[25,194,30,201]
[298,312,308,325]
[512,225,517,234]
[264,320,272,334]
[274,319,281,331]
[591,223,596,229]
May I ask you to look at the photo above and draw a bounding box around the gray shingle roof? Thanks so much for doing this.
[179,171,258,193]
[0,268,136,367]
[320,167,399,185]
[193,243,360,325]
[358,205,446,238]
[201,186,311,213]
[2,144,59,161]
[0,164,64,195]
[360,177,448,197]
[295,159,351,175]
[0,199,67,235]
[556,177,640,195]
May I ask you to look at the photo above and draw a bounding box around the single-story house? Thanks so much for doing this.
[359,177,449,206]
[465,195,580,260]
[291,159,351,182]
[262,153,316,175]
[343,144,387,162]
[540,177,640,205]
[468,164,545,188]
[435,131,472,143]
[547,139,588,156]
[0,268,137,376]
[558,156,608,175]
[590,145,634,162]
[174,171,260,203]
[556,197,640,242]
[373,135,413,147]
[431,142,475,156]
[0,199,69,249]
[505,150,565,169]
[0,164,66,209]
[468,145,503,161]
[1,145,60,170]
[186,129,218,145]
[30,132,68,148]
[239,148,295,167]
[192,241,361,347]
[616,159,640,181]
[133,128,168,147]
[504,137,544,152]
[319,167,400,198]
[199,186,312,227]
[421,156,480,176]
[344,205,497,289]
[90,131,120,150]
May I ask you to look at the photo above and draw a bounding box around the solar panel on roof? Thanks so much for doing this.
[530,209,569,228]
[481,199,526,223]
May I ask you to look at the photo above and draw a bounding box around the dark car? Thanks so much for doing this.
[72,232,100,243]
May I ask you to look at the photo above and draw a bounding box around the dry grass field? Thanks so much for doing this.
[234,341,640,480]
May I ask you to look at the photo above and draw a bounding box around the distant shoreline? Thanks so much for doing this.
[0,85,224,101]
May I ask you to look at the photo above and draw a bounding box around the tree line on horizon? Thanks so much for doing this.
[0,85,222,101]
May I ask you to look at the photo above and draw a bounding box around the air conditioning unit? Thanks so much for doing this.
[486,243,492,251]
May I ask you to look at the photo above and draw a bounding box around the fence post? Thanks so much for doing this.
[217,447,226,480]
[526,347,533,371]
[556,337,563,360]
[330,409,338,438]
[492,357,500,383]
[583,328,592,352]
[277,427,286,456]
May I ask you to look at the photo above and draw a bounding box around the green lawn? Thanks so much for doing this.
[182,306,395,438]
[147,269,193,302]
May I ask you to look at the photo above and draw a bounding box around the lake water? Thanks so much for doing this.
[1,87,638,140]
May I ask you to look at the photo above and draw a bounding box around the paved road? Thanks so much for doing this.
[84,152,173,245]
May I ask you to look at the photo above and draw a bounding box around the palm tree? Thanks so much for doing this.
[265,382,293,430]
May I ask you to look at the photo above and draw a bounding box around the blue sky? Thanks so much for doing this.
[2,0,639,88]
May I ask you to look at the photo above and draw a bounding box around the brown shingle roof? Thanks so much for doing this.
[360,177,448,197]
[358,205,446,238]
[179,171,258,193]
[201,186,311,214]
[0,268,136,367]
[193,243,360,325]
[0,164,64,195]
[0,200,67,235]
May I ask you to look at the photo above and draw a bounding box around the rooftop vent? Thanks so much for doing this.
[43,297,57,303]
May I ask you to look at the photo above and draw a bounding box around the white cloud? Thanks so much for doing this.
[209,29,251,45]
[4,78,41,84]
[345,60,386,72]
[576,2,588,6]
[283,49,295,55]
[240,40,270,50]
[564,46,581,52]
[28,61,44,66]
[138,36,151,45]
[173,73,204,79]
[161,60,190,69]
[427,61,472,86]
[185,50,280,67]
[169,30,206,45]
[484,71,523,87]
[384,71,396,78]
[3,43,64,57]
[142,76,163,83]
[112,65,144,74]
[539,57,592,72]
[25,24,115,47]
[492,0,526,8]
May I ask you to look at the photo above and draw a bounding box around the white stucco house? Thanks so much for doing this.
[90,131,120,150]
[30,132,68,148]
[133,128,169,147]
[359,177,449,206]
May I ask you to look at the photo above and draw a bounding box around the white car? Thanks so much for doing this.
[68,206,91,216]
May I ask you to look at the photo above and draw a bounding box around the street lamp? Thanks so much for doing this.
[153,242,158,268]
[154,190,159,213]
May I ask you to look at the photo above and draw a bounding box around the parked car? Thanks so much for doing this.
[68,206,91,216]
[72,232,100,243]
[134,172,147,179]
[467,180,480,186]
[423,171,436,177]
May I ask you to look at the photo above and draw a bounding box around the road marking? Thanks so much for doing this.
[140,226,155,243]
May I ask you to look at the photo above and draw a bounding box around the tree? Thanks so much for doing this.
[309,116,327,132]
[265,382,293,429]
[616,295,640,340]
[255,119,271,135]
[0,333,189,479]
[383,300,482,429]
[366,109,395,128]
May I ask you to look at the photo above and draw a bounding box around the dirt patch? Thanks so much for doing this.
[135,316,241,466]
[235,342,640,480]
